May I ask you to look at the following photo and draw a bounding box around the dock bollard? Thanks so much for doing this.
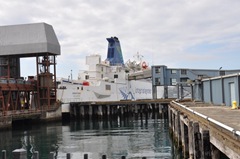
[66,153,71,159]
[121,156,126,159]
[102,154,107,159]
[12,148,27,159]
[84,154,88,159]
[49,152,54,159]
[2,150,6,159]
[33,151,39,159]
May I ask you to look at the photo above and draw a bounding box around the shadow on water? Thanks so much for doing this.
[0,113,184,159]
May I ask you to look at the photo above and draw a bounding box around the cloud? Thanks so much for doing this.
[1,0,240,77]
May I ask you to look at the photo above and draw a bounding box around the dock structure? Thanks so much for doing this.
[169,101,240,159]
[0,23,62,128]
[69,99,173,118]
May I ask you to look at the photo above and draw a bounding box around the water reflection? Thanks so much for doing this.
[0,113,178,159]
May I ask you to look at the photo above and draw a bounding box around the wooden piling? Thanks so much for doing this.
[180,115,189,158]
[129,104,133,114]
[80,106,84,117]
[193,122,201,159]
[2,150,6,159]
[175,111,181,147]
[143,104,147,114]
[134,104,138,113]
[188,121,194,159]
[73,105,77,117]
[102,154,107,159]
[98,105,103,116]
[211,144,220,159]
[168,107,172,128]
[159,104,162,114]
[201,130,211,159]
[171,109,175,132]
[89,105,92,117]
[84,154,88,159]
[120,106,124,115]
[66,153,71,159]
[107,105,110,116]
[140,105,143,113]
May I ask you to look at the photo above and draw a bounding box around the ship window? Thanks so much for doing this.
[101,74,103,78]
[114,74,118,78]
[81,87,83,90]
[85,75,89,80]
[106,85,111,90]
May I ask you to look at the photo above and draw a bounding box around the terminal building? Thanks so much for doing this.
[151,65,240,105]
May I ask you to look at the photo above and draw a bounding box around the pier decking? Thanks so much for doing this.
[169,101,240,159]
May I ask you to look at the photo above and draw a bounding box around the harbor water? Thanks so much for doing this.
[0,114,181,159]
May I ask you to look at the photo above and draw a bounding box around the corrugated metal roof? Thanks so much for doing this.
[0,22,60,56]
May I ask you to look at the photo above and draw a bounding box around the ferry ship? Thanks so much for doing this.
[57,37,163,113]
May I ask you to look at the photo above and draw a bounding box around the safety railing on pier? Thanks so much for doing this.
[172,100,240,136]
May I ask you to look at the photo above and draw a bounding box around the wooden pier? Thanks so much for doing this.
[69,99,173,118]
[169,101,240,159]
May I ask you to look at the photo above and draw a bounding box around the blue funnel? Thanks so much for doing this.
[106,37,124,66]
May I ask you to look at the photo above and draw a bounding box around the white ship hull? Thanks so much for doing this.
[57,79,153,113]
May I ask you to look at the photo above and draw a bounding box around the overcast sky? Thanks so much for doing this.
[1,0,240,78]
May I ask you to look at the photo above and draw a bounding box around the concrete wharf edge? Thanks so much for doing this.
[170,101,240,159]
